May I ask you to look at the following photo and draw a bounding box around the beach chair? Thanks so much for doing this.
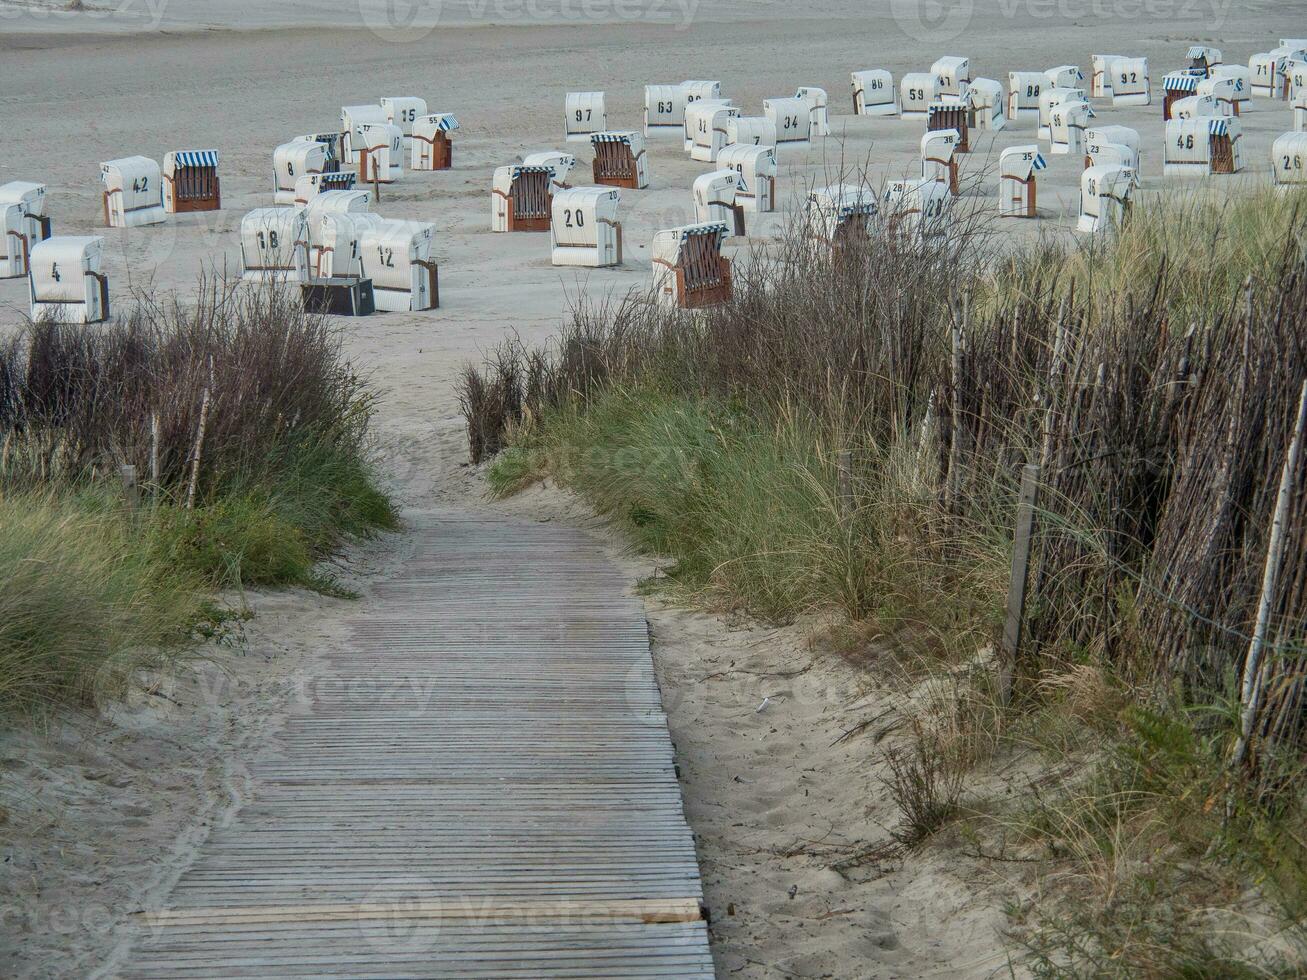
[358,219,439,312]
[650,222,732,309]
[590,131,649,189]
[100,156,165,228]
[411,114,459,170]
[692,169,746,236]
[1078,165,1136,233]
[240,207,309,283]
[717,144,777,213]
[162,150,221,213]
[29,236,108,323]
[998,146,1046,218]
[550,186,622,267]
[852,70,896,116]
[565,92,607,141]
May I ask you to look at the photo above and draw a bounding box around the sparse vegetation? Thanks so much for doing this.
[1011,699,1307,977]
[462,187,1307,976]
[0,280,395,715]
[883,715,967,848]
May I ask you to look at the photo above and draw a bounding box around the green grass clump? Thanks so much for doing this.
[492,387,999,627]
[1013,700,1307,978]
[152,494,313,589]
[0,434,396,716]
[0,281,398,718]
[154,438,399,591]
[0,491,204,711]
[494,383,1008,651]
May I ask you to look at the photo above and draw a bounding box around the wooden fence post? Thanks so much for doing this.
[1231,378,1307,769]
[945,295,968,513]
[186,389,211,511]
[120,464,138,513]
[150,412,161,497]
[999,462,1041,704]
[1038,298,1069,473]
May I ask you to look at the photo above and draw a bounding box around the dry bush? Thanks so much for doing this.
[944,239,1307,774]
[462,190,1307,769]
[0,277,373,500]
[460,201,987,452]
[0,277,393,715]
[884,714,967,847]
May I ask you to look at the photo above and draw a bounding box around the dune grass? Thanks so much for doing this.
[151,436,397,591]
[1010,696,1307,977]
[0,490,203,709]
[468,187,1307,976]
[982,185,1307,319]
[494,389,887,619]
[492,386,1007,647]
[0,281,396,717]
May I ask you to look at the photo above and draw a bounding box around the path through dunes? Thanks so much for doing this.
[119,510,713,978]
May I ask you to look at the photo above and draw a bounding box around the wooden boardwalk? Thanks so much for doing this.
[122,512,713,978]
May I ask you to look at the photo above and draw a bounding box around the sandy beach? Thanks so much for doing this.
[1,1,1303,975]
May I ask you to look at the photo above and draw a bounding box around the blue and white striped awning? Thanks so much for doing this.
[837,200,878,218]
[1032,152,1049,171]
[1207,118,1231,135]
[682,222,728,240]
[512,165,556,177]
[172,150,219,168]
[320,173,356,189]
[591,131,635,143]
[431,114,460,132]
[1164,72,1201,91]
[1186,46,1213,60]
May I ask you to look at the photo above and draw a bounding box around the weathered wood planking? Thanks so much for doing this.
[121,512,712,978]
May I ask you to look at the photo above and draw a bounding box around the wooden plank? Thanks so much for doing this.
[145,898,704,928]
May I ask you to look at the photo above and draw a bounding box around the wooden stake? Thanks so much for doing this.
[120,464,138,513]
[149,412,160,496]
[945,294,968,513]
[1232,378,1307,769]
[915,390,938,478]
[186,389,211,511]
[1038,298,1069,473]
[999,462,1041,705]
